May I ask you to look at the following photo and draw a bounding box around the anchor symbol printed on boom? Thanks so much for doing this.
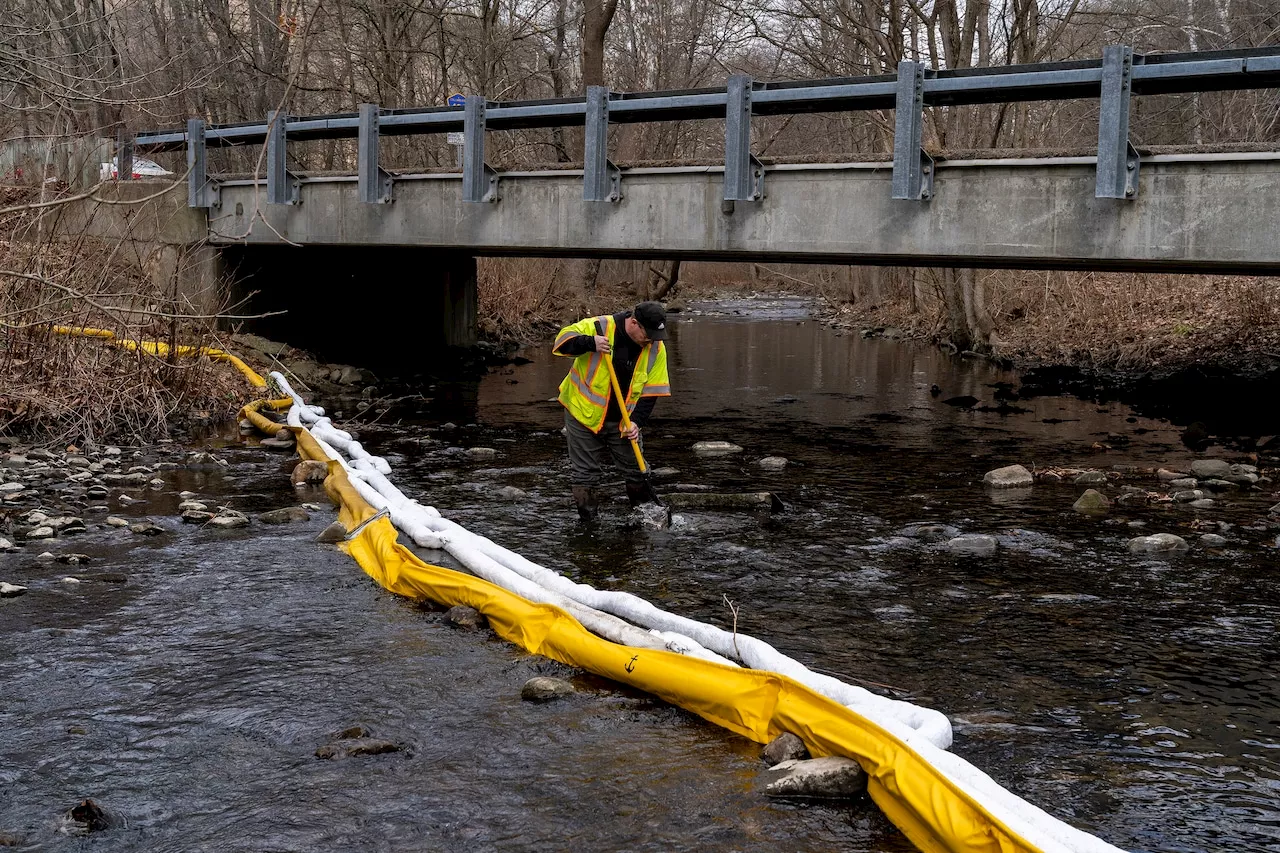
[624,655,638,673]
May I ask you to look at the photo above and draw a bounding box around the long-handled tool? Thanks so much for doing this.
[603,356,665,507]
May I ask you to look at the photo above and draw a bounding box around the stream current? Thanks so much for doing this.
[2,297,1278,852]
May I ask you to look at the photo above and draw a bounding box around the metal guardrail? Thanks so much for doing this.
[129,44,1280,209]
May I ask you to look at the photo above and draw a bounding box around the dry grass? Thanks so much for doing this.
[817,267,1280,371]
[1,186,256,445]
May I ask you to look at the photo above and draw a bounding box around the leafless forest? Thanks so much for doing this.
[4,2,1280,438]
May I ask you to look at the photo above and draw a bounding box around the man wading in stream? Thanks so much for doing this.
[553,301,671,520]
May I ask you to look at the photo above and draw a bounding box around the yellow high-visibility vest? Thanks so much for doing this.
[553,314,671,433]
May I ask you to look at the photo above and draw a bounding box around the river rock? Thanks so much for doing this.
[1074,471,1108,485]
[260,436,295,450]
[1190,459,1230,479]
[60,576,82,584]
[983,464,1033,488]
[291,460,329,485]
[0,537,14,552]
[25,526,54,540]
[63,799,123,833]
[178,500,208,512]
[182,511,215,524]
[315,737,402,759]
[756,456,789,469]
[0,582,28,598]
[492,486,527,501]
[316,522,348,543]
[36,552,54,561]
[1169,478,1197,490]
[521,676,575,702]
[1128,533,1190,554]
[1171,489,1203,502]
[0,482,26,493]
[1073,489,1112,514]
[947,534,997,556]
[47,516,86,534]
[762,732,810,766]
[692,440,744,456]
[467,447,498,460]
[55,554,89,565]
[105,516,129,527]
[1189,498,1216,509]
[209,511,250,529]
[1225,472,1259,486]
[899,523,961,542]
[760,756,868,799]
[1156,468,1184,482]
[258,507,311,524]
[1270,503,1280,517]
[129,521,165,536]
[445,605,487,631]
[1199,533,1228,547]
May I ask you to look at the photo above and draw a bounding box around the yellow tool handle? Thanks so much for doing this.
[603,356,649,474]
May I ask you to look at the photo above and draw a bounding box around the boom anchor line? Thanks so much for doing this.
[252,367,1129,853]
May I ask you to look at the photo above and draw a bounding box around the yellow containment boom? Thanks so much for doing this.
[288,418,1125,853]
[47,319,1123,853]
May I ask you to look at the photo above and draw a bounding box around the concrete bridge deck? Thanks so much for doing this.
[209,153,1280,274]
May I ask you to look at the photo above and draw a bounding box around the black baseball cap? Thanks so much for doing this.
[633,301,668,341]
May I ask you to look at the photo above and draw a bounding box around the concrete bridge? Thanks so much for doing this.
[78,45,1280,359]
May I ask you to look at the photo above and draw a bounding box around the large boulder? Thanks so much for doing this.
[760,756,868,799]
[1127,533,1189,554]
[983,464,1033,489]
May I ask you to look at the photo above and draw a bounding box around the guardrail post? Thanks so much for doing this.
[584,86,621,202]
[463,97,498,202]
[892,60,933,201]
[723,75,764,206]
[266,109,300,205]
[186,118,219,208]
[116,128,133,182]
[1096,45,1140,199]
[358,103,394,204]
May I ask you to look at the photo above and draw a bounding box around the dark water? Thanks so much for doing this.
[3,297,1278,852]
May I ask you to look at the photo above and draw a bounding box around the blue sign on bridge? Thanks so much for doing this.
[447,94,466,108]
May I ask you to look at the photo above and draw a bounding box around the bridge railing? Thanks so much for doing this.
[128,44,1280,210]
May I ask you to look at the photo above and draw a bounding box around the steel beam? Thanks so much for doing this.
[1096,45,1140,199]
[357,103,394,204]
[462,98,498,203]
[186,119,219,208]
[892,61,933,201]
[724,75,763,203]
[266,110,299,205]
[584,86,620,202]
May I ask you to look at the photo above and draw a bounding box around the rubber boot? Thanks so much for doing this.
[625,481,651,507]
[572,485,599,521]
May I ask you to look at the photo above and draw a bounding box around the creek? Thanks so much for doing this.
[2,297,1277,852]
